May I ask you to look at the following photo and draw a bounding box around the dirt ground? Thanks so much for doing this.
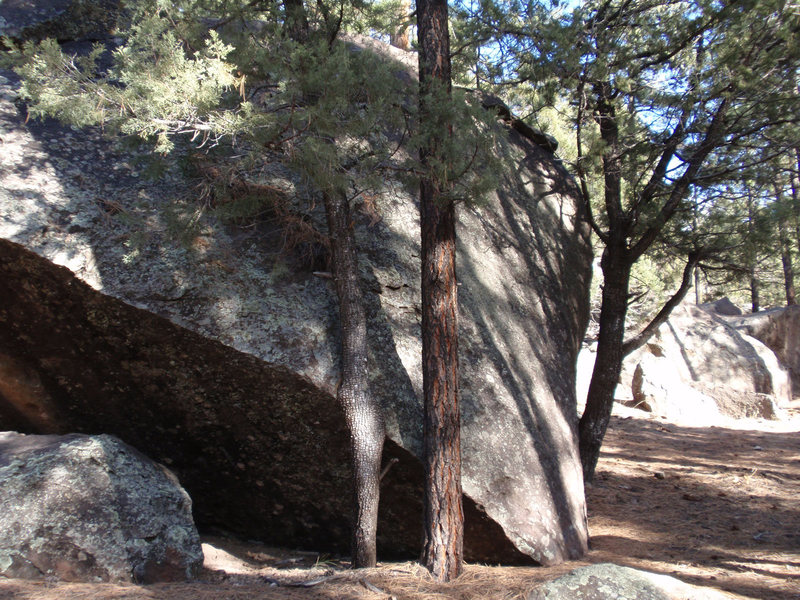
[1,407,798,600]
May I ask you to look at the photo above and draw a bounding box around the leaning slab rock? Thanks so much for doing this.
[0,37,592,565]
[0,431,203,583]
[530,564,735,600]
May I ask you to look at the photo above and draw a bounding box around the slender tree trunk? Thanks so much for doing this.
[694,267,702,305]
[777,182,796,306]
[792,148,800,259]
[780,228,796,306]
[750,268,760,313]
[284,5,383,566]
[578,244,632,484]
[693,208,702,305]
[390,0,412,50]
[323,191,385,568]
[417,0,463,583]
[746,188,760,313]
[578,80,631,485]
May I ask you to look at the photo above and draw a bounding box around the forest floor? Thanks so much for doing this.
[0,405,798,600]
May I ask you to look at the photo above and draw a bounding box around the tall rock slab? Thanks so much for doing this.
[0,49,592,564]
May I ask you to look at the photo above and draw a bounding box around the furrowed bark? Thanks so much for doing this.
[420,182,462,582]
[417,0,463,583]
[323,191,385,569]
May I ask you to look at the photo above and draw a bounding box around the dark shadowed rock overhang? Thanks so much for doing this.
[0,238,528,563]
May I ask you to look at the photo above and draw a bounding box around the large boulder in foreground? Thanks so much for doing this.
[0,49,592,564]
[530,564,733,600]
[0,431,202,583]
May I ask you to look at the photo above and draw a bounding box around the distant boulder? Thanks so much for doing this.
[703,296,742,316]
[611,303,789,421]
[630,354,722,424]
[727,305,800,399]
[0,432,203,583]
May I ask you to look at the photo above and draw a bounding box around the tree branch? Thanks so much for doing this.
[622,249,702,356]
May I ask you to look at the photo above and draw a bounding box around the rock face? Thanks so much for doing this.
[0,0,119,45]
[618,303,789,421]
[0,35,592,564]
[0,431,203,583]
[726,305,800,398]
[706,297,742,316]
[630,354,723,424]
[529,564,733,600]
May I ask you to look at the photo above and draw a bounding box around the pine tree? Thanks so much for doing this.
[417,0,464,583]
[459,0,800,482]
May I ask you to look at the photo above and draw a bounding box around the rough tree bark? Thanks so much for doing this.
[794,147,800,259]
[280,2,384,567]
[324,191,385,568]
[777,181,796,306]
[750,270,760,313]
[416,0,463,583]
[780,227,796,306]
[578,82,630,485]
[583,248,702,474]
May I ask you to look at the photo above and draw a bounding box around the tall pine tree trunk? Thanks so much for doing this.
[780,227,796,306]
[283,4,384,566]
[324,191,385,568]
[777,182,796,306]
[578,244,632,484]
[417,0,463,583]
[792,148,800,260]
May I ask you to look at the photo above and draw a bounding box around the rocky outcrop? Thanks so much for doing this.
[529,564,733,600]
[705,297,742,316]
[605,302,790,421]
[726,305,800,398]
[0,431,202,583]
[0,32,592,563]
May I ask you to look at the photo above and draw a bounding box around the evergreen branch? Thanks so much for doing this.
[630,96,729,262]
[575,72,607,242]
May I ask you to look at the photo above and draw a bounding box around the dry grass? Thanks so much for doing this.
[1,408,798,600]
